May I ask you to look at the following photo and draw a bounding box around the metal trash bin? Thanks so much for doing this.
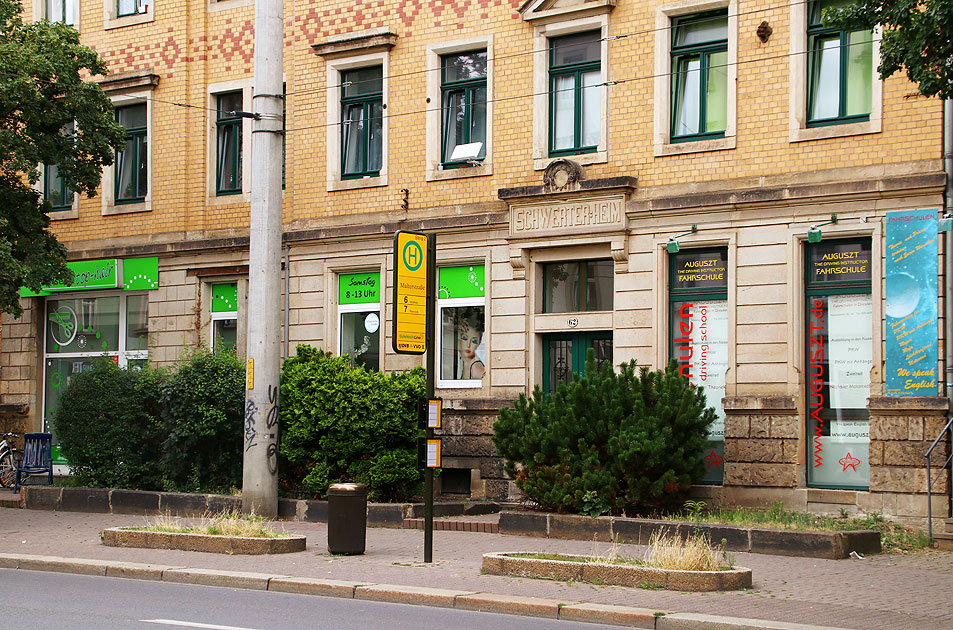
[327,483,368,555]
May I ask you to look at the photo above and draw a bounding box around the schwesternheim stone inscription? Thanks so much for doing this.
[510,197,625,237]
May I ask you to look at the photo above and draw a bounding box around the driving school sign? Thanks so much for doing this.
[393,231,429,354]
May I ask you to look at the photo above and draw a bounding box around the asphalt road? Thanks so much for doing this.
[0,568,621,630]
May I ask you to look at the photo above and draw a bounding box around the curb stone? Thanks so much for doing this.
[0,553,857,630]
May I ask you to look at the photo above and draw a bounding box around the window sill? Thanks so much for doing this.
[104,11,153,30]
[103,200,151,215]
[655,135,735,157]
[426,162,492,182]
[208,0,252,12]
[207,191,251,206]
[328,174,387,192]
[534,150,606,171]
[49,207,79,221]
[790,118,880,143]
[436,380,485,389]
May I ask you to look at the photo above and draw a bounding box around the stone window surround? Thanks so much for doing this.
[208,0,251,14]
[653,0,738,157]
[35,163,80,221]
[32,0,79,28]
[326,259,386,366]
[425,36,494,182]
[789,1,882,143]
[324,51,390,192]
[652,232,737,390]
[102,88,154,216]
[207,79,254,205]
[104,0,153,30]
[530,15,610,171]
[786,220,883,393]
[200,277,248,354]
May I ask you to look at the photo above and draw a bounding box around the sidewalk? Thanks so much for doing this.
[2,491,952,630]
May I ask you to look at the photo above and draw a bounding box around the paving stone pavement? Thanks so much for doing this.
[0,504,951,630]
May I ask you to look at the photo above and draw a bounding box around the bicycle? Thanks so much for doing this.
[0,432,19,488]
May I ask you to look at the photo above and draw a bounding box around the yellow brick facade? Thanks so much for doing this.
[3,0,948,522]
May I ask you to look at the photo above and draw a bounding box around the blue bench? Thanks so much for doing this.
[14,432,53,492]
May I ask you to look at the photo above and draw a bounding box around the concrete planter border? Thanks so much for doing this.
[481,551,752,591]
[101,527,306,555]
[498,512,881,559]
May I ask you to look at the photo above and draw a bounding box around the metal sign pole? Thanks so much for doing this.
[424,232,436,563]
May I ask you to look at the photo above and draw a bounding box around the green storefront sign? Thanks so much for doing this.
[438,265,485,299]
[339,272,380,304]
[21,257,159,296]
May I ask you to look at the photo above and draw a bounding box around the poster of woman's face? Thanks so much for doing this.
[442,306,485,381]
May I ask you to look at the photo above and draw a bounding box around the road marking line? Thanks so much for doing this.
[141,620,263,630]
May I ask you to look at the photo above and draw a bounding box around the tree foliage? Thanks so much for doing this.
[0,0,126,315]
[279,345,425,502]
[825,0,953,100]
[493,353,715,515]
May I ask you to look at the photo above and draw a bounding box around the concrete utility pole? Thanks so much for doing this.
[242,0,284,518]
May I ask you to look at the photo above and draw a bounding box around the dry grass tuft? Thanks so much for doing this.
[129,510,290,538]
[641,531,734,571]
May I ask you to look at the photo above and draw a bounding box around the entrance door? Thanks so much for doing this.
[542,332,612,394]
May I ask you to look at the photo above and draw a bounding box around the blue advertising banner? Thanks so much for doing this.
[885,209,939,396]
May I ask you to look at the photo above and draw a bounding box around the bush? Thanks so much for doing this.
[159,349,245,492]
[493,353,715,515]
[279,345,424,501]
[51,359,165,489]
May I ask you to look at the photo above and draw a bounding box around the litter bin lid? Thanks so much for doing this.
[328,483,367,495]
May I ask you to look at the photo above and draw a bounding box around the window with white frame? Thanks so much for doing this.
[104,0,152,29]
[45,0,77,24]
[653,0,737,156]
[789,0,881,142]
[324,51,389,191]
[210,282,238,352]
[207,80,252,200]
[425,37,493,181]
[437,265,486,387]
[337,271,381,372]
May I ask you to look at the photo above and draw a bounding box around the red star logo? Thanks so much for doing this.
[704,450,725,469]
[839,452,861,472]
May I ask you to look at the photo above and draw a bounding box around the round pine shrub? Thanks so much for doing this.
[493,352,716,515]
[279,345,424,502]
[51,358,165,489]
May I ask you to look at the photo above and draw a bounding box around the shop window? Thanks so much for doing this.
[43,293,149,435]
[549,31,601,156]
[216,92,243,195]
[805,238,872,489]
[115,104,148,204]
[211,283,238,352]
[807,0,872,126]
[341,66,383,179]
[437,265,486,387]
[543,259,612,313]
[670,11,728,141]
[338,271,381,371]
[669,248,729,484]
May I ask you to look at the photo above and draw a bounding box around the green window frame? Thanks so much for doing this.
[44,164,72,212]
[542,259,613,313]
[441,51,487,169]
[341,67,383,179]
[548,31,601,157]
[216,91,243,196]
[670,11,728,141]
[807,0,872,127]
[115,104,147,204]
[804,237,872,490]
[117,0,146,17]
